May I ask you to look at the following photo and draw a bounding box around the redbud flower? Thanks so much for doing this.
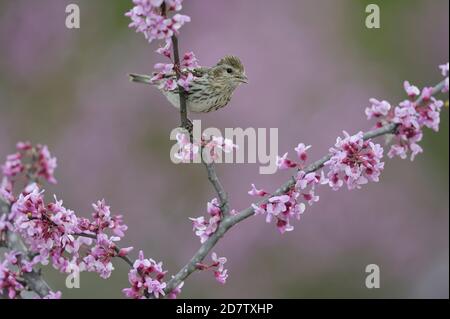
[211,252,228,284]
[365,98,391,120]
[167,280,184,299]
[123,250,167,299]
[42,291,62,299]
[1,153,23,178]
[36,145,57,184]
[190,198,222,243]
[174,133,200,162]
[248,184,268,197]
[403,81,420,98]
[294,143,311,162]
[125,0,190,43]
[253,190,306,234]
[276,153,297,170]
[325,131,384,190]
[0,252,25,299]
[178,72,195,91]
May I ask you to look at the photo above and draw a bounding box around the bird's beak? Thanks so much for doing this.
[238,74,249,84]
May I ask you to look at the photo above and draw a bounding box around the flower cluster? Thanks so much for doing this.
[0,251,61,299]
[122,251,168,299]
[190,198,223,243]
[276,143,312,170]
[9,184,133,280]
[325,131,384,190]
[196,252,229,284]
[125,0,189,44]
[365,63,448,161]
[253,144,328,233]
[0,143,140,298]
[151,46,199,91]
[1,142,57,184]
[174,133,238,164]
[126,0,198,91]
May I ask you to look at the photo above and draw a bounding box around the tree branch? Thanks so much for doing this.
[163,79,447,295]
[171,33,230,215]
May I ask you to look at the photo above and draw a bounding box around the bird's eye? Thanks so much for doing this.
[226,68,233,74]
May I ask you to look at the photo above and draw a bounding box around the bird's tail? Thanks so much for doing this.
[129,73,153,85]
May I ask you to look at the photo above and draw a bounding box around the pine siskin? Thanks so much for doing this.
[129,55,248,113]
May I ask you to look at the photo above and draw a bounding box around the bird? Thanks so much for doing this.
[129,55,248,113]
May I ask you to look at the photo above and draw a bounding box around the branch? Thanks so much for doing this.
[163,78,447,295]
[171,33,230,215]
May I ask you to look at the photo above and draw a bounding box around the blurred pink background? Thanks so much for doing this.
[0,0,448,298]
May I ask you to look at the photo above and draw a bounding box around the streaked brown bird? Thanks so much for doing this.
[129,55,248,113]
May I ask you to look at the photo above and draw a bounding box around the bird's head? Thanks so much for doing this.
[212,55,248,90]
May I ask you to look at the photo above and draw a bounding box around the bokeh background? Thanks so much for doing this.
[0,0,448,298]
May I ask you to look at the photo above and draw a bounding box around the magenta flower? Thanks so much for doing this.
[178,72,195,91]
[125,0,190,43]
[211,252,229,284]
[403,81,420,98]
[276,153,297,170]
[167,280,184,299]
[248,184,268,197]
[294,143,311,162]
[365,98,391,120]
[1,153,23,178]
[325,131,384,190]
[190,198,223,243]
[123,250,167,299]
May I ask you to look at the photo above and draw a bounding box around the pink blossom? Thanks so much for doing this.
[145,278,166,298]
[0,251,25,299]
[156,39,172,58]
[211,252,229,284]
[403,81,420,98]
[36,145,58,184]
[420,87,433,101]
[174,133,200,162]
[166,0,183,11]
[294,143,311,162]
[276,153,297,170]
[123,250,167,299]
[365,98,391,120]
[208,136,238,155]
[248,184,268,197]
[42,291,62,299]
[324,131,384,190]
[167,280,184,299]
[181,51,199,70]
[190,198,222,243]
[302,188,319,206]
[125,0,190,43]
[1,153,23,178]
[178,72,194,91]
[295,170,326,190]
[16,141,32,151]
[253,190,307,234]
